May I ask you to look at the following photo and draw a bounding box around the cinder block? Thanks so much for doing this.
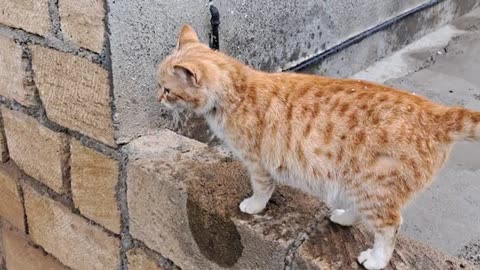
[126,130,323,270]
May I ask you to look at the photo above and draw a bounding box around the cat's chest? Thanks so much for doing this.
[205,115,226,140]
[205,116,252,159]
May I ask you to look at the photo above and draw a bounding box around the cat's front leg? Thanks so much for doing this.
[240,165,275,215]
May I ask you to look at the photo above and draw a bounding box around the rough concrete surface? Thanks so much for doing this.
[353,8,480,266]
[108,0,480,145]
[126,130,326,270]
[293,226,473,270]
[126,130,474,270]
[305,0,479,77]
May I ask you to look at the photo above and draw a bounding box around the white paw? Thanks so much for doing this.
[239,196,267,214]
[358,249,388,270]
[329,209,356,226]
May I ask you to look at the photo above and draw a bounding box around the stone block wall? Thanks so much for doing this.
[0,0,478,270]
[0,0,163,269]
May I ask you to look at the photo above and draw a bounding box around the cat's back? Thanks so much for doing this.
[260,72,449,162]
[268,72,445,128]
[276,72,437,108]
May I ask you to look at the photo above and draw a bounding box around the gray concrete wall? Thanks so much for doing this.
[108,0,475,144]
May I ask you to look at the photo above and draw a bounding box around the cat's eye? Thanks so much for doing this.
[164,88,171,94]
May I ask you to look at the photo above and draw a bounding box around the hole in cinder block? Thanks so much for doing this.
[186,162,249,267]
[187,198,243,267]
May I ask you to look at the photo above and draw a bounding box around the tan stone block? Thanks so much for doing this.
[71,139,120,233]
[1,227,67,270]
[0,0,50,36]
[0,35,35,106]
[59,0,105,53]
[1,108,68,193]
[0,166,24,231]
[31,46,116,147]
[24,185,121,270]
[127,248,165,270]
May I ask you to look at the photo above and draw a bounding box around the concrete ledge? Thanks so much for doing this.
[126,130,474,270]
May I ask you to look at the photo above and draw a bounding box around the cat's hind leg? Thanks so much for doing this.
[240,166,275,215]
[357,206,402,270]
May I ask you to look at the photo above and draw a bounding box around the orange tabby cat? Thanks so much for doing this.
[157,25,480,269]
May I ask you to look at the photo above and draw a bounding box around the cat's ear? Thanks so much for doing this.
[173,62,201,87]
[176,25,199,50]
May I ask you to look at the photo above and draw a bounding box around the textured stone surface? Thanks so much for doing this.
[1,226,67,270]
[126,130,324,270]
[31,45,115,147]
[71,139,120,233]
[59,0,105,52]
[458,239,480,267]
[127,248,165,270]
[2,108,68,193]
[0,35,35,106]
[24,185,121,270]
[292,223,474,270]
[0,0,50,36]
[0,166,23,230]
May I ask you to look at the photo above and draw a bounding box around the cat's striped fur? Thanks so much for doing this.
[157,25,480,269]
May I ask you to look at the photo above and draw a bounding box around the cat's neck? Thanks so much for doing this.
[203,63,258,139]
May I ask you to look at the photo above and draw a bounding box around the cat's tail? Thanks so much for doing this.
[442,107,480,142]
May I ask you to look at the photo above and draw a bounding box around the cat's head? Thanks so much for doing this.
[157,25,225,115]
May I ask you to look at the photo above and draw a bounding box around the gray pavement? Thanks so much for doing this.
[353,8,480,266]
